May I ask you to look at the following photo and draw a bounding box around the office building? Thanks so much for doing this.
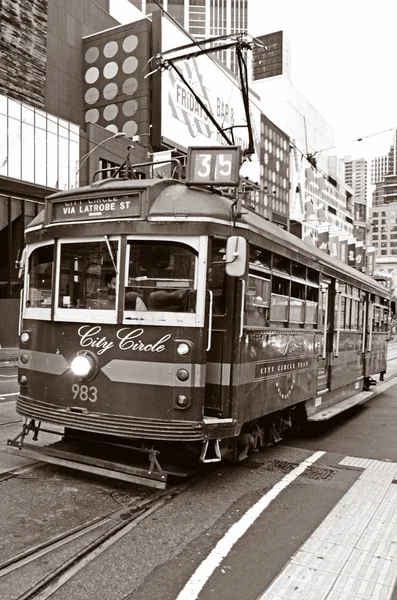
[127,0,249,73]
[369,130,397,293]
[344,157,368,243]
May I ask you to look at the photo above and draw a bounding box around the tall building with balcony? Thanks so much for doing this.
[127,0,249,73]
[369,130,397,293]
[371,155,388,185]
[372,130,397,207]
[344,157,368,243]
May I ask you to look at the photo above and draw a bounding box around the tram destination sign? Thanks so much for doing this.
[49,193,141,223]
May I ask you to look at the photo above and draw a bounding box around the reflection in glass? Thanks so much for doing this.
[47,133,58,187]
[58,135,69,190]
[8,118,21,179]
[35,127,47,185]
[59,241,118,310]
[22,123,35,182]
[27,245,54,308]
[125,241,197,313]
[0,93,80,190]
[0,114,7,175]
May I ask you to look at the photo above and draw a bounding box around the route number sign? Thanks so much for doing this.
[186,146,241,186]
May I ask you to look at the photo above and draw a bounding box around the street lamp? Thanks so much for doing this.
[75,132,126,183]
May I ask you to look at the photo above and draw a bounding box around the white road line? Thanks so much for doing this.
[176,451,325,600]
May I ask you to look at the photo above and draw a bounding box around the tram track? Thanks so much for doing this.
[0,474,203,600]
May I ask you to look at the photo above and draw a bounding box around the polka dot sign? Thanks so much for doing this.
[82,20,151,138]
[259,113,290,226]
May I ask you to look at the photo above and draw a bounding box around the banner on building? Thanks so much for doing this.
[348,241,356,268]
[366,248,376,276]
[329,236,339,259]
[355,242,364,271]
[317,231,329,254]
[339,239,348,264]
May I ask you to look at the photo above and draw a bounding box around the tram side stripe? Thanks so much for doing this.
[176,450,325,600]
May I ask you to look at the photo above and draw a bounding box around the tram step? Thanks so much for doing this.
[307,390,373,422]
[6,440,168,489]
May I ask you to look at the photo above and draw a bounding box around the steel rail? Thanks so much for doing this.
[4,476,201,600]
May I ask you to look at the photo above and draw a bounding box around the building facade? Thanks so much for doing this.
[127,0,249,73]
[369,130,397,294]
[344,157,368,243]
[0,0,133,346]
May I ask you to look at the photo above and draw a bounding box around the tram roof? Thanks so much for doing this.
[26,177,389,298]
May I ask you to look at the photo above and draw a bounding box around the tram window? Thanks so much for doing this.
[291,262,306,280]
[58,241,118,310]
[306,286,319,327]
[270,276,289,326]
[373,306,381,332]
[351,298,359,330]
[126,241,197,313]
[27,244,54,308]
[249,247,271,272]
[208,240,227,315]
[345,297,351,329]
[307,268,319,285]
[245,274,269,326]
[290,282,305,326]
[269,294,288,326]
[273,255,290,275]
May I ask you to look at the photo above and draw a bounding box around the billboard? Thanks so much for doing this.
[82,19,152,139]
[159,14,262,182]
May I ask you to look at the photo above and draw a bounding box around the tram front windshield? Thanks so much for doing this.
[26,239,198,317]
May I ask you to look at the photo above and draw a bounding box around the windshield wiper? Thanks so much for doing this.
[104,235,117,274]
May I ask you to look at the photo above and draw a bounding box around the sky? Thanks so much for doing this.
[248,0,397,162]
[110,0,396,163]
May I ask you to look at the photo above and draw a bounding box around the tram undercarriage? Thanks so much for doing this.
[7,403,308,488]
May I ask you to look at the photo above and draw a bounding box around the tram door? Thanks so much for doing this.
[317,280,331,392]
[204,239,236,418]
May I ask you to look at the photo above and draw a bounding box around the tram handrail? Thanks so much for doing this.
[368,302,374,352]
[321,285,328,360]
[361,300,367,353]
[334,291,342,358]
[239,279,246,339]
[92,158,183,182]
[206,290,213,351]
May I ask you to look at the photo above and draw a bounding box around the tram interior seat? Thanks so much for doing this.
[125,291,145,310]
[148,289,195,312]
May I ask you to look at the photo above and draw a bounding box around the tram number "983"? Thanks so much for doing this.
[71,383,98,403]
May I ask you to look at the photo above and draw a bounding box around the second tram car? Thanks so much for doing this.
[8,150,391,487]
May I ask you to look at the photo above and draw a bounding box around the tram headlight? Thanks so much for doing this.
[177,369,189,382]
[175,394,190,409]
[20,353,29,365]
[19,374,28,386]
[20,331,30,344]
[177,343,190,357]
[71,354,95,379]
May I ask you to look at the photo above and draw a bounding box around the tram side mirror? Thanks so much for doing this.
[15,248,27,279]
[225,236,246,277]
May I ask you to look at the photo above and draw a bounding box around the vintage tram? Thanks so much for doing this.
[8,148,391,487]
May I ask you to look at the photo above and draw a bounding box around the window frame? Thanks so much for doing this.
[24,241,55,321]
[54,236,121,324]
